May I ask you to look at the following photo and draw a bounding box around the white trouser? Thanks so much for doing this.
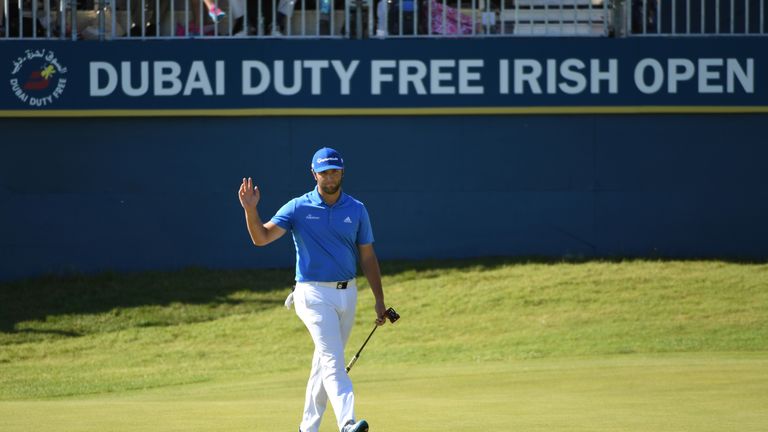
[278,0,297,17]
[294,280,358,432]
[377,0,388,35]
[228,0,246,19]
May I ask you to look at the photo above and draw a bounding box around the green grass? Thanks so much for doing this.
[2,356,766,432]
[1,259,767,431]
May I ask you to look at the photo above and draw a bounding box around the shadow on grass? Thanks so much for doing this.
[1,256,763,342]
[0,257,533,340]
[0,266,292,340]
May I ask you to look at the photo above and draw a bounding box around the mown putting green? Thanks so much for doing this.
[2,355,766,431]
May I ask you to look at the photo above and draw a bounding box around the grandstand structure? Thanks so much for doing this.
[1,0,765,39]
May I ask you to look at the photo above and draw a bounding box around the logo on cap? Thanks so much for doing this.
[317,157,340,164]
[311,148,344,172]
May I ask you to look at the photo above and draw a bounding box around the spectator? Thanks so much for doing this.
[204,0,226,22]
[429,0,475,35]
[375,0,434,36]
[631,0,657,34]
[125,0,245,37]
[128,0,172,36]
[202,0,246,34]
[243,0,276,34]
[375,0,388,36]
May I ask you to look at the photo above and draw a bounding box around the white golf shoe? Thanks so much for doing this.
[343,419,369,432]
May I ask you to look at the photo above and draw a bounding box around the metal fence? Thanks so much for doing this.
[0,0,765,38]
[623,0,766,34]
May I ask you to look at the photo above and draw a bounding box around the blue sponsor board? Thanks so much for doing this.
[2,38,767,115]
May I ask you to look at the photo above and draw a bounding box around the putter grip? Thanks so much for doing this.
[345,355,359,372]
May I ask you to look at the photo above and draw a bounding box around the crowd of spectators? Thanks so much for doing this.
[2,0,494,38]
[3,0,763,39]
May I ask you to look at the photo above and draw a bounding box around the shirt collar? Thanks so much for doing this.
[309,186,347,207]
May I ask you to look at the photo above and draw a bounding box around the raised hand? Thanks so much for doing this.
[238,177,261,210]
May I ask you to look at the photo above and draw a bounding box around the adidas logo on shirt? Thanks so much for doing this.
[306,214,320,220]
[343,217,352,224]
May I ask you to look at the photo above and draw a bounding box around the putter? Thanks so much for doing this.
[345,307,400,373]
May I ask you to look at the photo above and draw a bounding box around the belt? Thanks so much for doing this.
[303,280,353,289]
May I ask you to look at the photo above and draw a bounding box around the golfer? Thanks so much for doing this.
[238,147,386,432]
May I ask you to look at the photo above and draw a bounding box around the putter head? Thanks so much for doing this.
[385,307,400,323]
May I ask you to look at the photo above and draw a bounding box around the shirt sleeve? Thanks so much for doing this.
[357,205,375,245]
[270,199,295,231]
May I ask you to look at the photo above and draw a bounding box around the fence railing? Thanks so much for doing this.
[1,0,765,38]
[622,0,766,35]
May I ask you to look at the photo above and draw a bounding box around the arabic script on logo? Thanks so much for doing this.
[10,49,68,107]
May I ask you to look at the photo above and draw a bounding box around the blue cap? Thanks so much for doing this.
[311,147,344,172]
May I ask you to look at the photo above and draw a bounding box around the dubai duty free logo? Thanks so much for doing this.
[10,49,68,107]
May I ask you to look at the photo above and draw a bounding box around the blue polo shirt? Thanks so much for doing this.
[270,187,374,282]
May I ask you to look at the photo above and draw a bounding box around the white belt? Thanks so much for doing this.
[301,280,355,289]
